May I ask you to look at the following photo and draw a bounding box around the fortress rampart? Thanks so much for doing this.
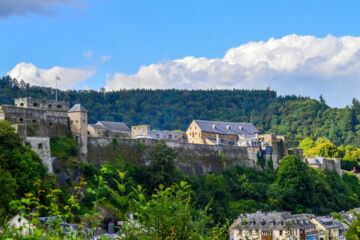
[87,137,299,176]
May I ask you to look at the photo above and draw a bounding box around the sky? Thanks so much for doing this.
[2,0,360,107]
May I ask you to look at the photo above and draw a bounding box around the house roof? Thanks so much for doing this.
[68,104,88,113]
[98,121,130,131]
[193,120,258,135]
[232,211,316,231]
[314,216,342,229]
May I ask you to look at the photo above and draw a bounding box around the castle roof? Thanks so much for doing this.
[68,104,87,113]
[97,121,130,131]
[193,120,258,135]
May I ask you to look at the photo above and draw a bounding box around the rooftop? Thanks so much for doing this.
[193,120,259,135]
[68,104,88,113]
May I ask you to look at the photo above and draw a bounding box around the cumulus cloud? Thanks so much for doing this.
[8,62,95,90]
[106,34,360,107]
[0,0,81,18]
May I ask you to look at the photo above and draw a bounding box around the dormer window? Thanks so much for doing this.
[239,126,243,131]
[212,124,216,129]
[226,125,230,130]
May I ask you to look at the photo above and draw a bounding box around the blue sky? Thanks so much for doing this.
[2,0,360,107]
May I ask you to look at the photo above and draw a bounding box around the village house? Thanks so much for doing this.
[88,121,131,138]
[311,216,344,240]
[229,211,318,240]
[131,124,186,142]
[186,120,259,146]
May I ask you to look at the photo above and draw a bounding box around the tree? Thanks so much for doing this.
[0,121,47,196]
[270,155,313,212]
[0,167,18,212]
[145,141,183,192]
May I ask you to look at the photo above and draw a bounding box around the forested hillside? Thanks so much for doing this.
[1,76,360,147]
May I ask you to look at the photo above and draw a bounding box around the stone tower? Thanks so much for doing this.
[68,104,88,155]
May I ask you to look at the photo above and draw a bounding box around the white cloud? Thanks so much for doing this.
[100,55,112,63]
[8,62,95,90]
[83,50,94,59]
[0,0,81,18]
[106,34,360,107]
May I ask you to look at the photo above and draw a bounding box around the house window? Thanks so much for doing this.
[279,230,283,236]
[71,120,73,124]
[76,120,79,123]
[32,120,36,123]
[83,120,85,123]
[48,104,52,108]
[49,122,53,126]
[38,143,42,149]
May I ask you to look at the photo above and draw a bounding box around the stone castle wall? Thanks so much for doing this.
[87,137,284,176]
[26,137,53,174]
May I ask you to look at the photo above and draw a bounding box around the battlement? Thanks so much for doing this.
[14,97,70,111]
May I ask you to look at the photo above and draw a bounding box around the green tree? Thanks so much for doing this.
[269,155,313,212]
[145,141,183,192]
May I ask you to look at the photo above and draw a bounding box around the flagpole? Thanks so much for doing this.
[55,75,58,102]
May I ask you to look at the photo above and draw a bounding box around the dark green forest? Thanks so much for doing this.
[1,76,360,147]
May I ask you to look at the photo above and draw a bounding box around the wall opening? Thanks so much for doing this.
[48,104,52,108]
[20,103,24,107]
[32,120,36,123]
[38,143,42,149]
[57,105,62,109]
[33,103,39,107]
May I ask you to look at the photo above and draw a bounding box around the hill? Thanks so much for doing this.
[1,75,360,147]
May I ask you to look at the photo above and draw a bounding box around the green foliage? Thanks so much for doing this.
[50,136,77,159]
[0,121,47,211]
[144,141,183,192]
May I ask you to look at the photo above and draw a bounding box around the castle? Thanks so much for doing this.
[0,97,305,175]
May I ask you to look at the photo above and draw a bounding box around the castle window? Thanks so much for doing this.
[32,120,36,123]
[226,125,230,130]
[49,122,53,126]
[71,120,73,124]
[57,105,62,109]
[33,103,39,107]
[38,143,42,149]
[19,118,23,122]
[48,104,52,108]
[75,136,79,141]
[20,103,24,107]
[279,230,283,236]
[239,126,243,131]
[83,120,85,123]
[212,124,216,129]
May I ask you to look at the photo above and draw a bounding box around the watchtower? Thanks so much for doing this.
[68,104,88,155]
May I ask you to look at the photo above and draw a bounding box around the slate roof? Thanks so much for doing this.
[68,104,88,113]
[98,121,130,131]
[309,159,321,165]
[193,120,258,135]
[232,211,316,231]
[315,216,343,229]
